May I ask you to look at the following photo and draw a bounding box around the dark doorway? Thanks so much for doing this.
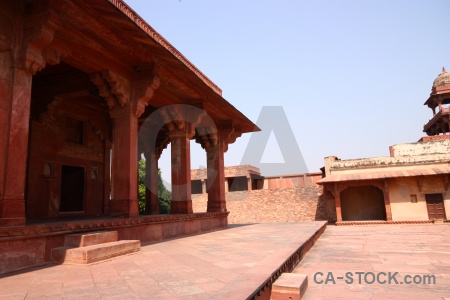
[341,186,386,221]
[425,193,446,220]
[228,176,248,192]
[191,180,203,194]
[60,165,85,212]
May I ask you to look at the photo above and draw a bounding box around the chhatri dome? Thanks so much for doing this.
[433,67,450,89]
[424,66,450,137]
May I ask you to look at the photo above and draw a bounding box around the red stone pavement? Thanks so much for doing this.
[0,222,325,300]
[294,223,450,300]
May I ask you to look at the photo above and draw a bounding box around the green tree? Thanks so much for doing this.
[138,158,171,214]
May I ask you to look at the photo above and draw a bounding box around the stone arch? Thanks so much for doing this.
[340,185,386,221]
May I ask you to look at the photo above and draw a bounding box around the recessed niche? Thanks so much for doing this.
[91,167,99,180]
[43,161,53,176]
[65,116,85,145]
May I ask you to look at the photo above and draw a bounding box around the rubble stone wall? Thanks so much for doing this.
[192,186,336,224]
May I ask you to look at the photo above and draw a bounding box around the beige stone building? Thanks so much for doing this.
[319,68,450,224]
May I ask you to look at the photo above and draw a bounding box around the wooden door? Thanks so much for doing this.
[425,194,446,220]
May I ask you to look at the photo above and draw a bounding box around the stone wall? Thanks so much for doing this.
[391,139,450,156]
[192,186,336,223]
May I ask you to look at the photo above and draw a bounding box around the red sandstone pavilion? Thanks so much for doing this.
[0,0,258,274]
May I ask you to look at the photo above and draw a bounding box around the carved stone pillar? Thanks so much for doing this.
[169,125,195,214]
[158,104,205,214]
[109,104,139,217]
[0,6,56,226]
[334,183,343,222]
[205,141,227,212]
[197,123,242,213]
[144,151,159,215]
[383,180,393,221]
[201,180,206,194]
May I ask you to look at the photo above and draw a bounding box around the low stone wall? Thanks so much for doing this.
[192,186,336,223]
[0,212,228,275]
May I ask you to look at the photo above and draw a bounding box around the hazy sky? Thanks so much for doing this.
[124,0,450,181]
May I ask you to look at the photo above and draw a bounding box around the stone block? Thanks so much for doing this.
[270,273,308,300]
[64,231,118,247]
[52,240,140,264]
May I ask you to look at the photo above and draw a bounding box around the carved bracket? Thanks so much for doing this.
[19,9,60,74]
[42,42,71,65]
[195,121,242,153]
[133,63,160,118]
[218,121,242,153]
[90,70,130,110]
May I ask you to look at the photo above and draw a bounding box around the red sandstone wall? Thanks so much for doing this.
[192,186,336,223]
[263,173,322,189]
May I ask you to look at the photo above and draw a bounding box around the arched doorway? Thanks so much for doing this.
[340,186,386,221]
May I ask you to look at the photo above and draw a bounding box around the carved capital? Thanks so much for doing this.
[217,121,242,153]
[196,121,242,153]
[159,105,202,139]
[195,127,217,152]
[102,70,130,106]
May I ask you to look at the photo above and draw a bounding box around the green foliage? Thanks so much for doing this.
[138,158,146,213]
[138,158,171,214]
[158,169,171,214]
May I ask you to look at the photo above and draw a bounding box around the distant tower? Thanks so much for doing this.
[423,67,450,137]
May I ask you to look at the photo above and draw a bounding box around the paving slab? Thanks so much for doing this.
[0,222,325,299]
[294,223,450,300]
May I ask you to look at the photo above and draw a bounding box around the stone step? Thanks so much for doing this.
[52,240,140,264]
[64,231,118,247]
[270,273,308,300]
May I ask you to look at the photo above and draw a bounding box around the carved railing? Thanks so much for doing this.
[424,107,450,131]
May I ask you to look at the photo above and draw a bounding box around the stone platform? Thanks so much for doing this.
[293,224,450,300]
[0,222,326,299]
[0,212,228,275]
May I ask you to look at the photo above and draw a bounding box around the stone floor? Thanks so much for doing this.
[0,222,325,300]
[294,223,450,300]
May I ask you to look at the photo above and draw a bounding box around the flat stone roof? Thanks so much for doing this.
[0,222,326,299]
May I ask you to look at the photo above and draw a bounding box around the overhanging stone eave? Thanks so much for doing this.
[102,0,223,96]
[95,0,259,134]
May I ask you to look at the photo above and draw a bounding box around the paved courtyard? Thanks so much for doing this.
[294,223,450,300]
[0,222,325,300]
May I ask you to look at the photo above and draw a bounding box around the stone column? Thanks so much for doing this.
[247,177,252,191]
[170,127,194,214]
[109,104,139,217]
[334,183,343,222]
[224,179,229,193]
[206,142,227,212]
[0,8,56,226]
[144,151,160,215]
[201,179,207,194]
[383,180,393,221]
[198,124,241,213]
[0,62,33,226]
